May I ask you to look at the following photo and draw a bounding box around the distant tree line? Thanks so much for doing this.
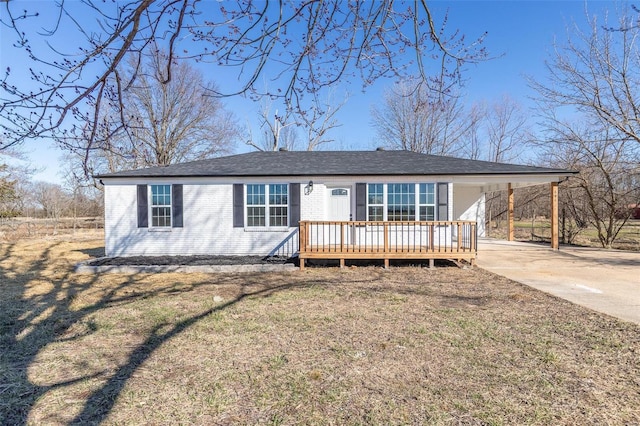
[0,169,103,221]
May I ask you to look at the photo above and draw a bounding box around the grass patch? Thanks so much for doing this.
[1,232,639,424]
[492,219,640,250]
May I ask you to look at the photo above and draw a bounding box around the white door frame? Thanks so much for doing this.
[326,184,353,221]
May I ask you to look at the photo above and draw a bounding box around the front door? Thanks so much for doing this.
[328,187,351,221]
[327,187,352,246]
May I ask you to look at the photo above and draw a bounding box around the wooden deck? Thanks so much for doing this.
[298,220,477,269]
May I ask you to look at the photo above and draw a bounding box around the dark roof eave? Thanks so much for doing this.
[96,170,578,179]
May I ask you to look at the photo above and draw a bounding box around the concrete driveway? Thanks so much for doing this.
[476,239,640,325]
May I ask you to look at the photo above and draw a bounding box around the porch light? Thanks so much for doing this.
[305,180,314,195]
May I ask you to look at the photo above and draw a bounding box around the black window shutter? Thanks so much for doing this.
[137,184,148,228]
[172,184,183,227]
[355,183,366,221]
[437,182,449,220]
[289,183,300,226]
[233,184,244,228]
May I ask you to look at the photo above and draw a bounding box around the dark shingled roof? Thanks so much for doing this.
[96,151,575,178]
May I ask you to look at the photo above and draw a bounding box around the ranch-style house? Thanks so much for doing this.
[97,150,575,268]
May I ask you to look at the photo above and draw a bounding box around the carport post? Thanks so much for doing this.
[507,183,514,241]
[551,181,559,249]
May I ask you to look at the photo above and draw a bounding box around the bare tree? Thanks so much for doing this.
[0,1,487,157]
[75,49,239,176]
[247,91,346,152]
[31,181,70,233]
[371,82,470,155]
[460,96,529,162]
[530,8,640,147]
[60,153,104,228]
[484,95,528,163]
[531,7,640,248]
[247,99,299,152]
[298,91,347,151]
[539,122,639,248]
[462,103,486,160]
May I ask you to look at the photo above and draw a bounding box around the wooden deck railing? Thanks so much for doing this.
[298,220,477,269]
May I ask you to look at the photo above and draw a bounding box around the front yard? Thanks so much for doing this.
[1,232,638,425]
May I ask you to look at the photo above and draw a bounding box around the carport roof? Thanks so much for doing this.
[96,150,576,179]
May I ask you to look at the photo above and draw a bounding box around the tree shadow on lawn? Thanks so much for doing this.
[1,240,155,424]
[69,277,329,424]
[0,238,376,425]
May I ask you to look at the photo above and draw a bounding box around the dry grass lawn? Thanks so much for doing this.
[1,231,639,425]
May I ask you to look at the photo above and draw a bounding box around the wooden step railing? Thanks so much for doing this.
[298,220,477,269]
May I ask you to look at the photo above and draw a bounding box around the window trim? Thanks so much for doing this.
[149,184,172,228]
[419,183,436,221]
[246,184,266,227]
[367,183,385,221]
[387,183,416,221]
[366,183,440,221]
[245,183,290,228]
[268,183,289,227]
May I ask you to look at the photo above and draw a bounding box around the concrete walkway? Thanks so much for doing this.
[476,239,640,325]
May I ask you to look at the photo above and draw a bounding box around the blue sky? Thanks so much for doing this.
[0,1,614,184]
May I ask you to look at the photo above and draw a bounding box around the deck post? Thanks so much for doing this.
[299,222,307,270]
[507,183,514,241]
[551,181,559,249]
[299,222,306,253]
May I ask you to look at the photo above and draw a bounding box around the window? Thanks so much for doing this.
[387,183,415,221]
[367,184,384,221]
[419,183,436,220]
[246,184,266,226]
[365,183,440,221]
[150,184,171,227]
[246,184,288,227]
[269,184,288,226]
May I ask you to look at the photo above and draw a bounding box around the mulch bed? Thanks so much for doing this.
[87,255,457,268]
[88,255,293,266]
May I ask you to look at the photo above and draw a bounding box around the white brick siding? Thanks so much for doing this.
[103,178,476,257]
[105,181,298,257]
